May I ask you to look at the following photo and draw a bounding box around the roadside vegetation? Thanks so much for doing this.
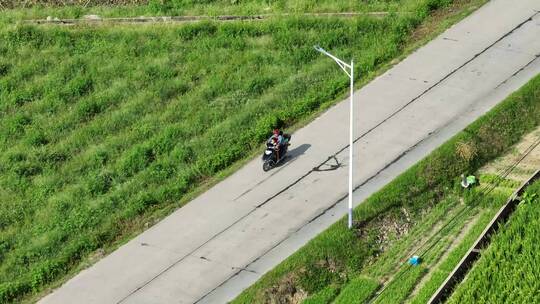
[446,181,540,303]
[0,0,490,302]
[232,73,540,303]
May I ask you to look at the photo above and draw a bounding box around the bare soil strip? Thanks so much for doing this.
[25,12,395,25]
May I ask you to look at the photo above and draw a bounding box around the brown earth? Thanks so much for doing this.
[480,126,540,183]
[262,273,307,304]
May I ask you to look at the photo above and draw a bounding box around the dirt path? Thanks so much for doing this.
[26,12,394,25]
[480,126,540,183]
[408,213,481,300]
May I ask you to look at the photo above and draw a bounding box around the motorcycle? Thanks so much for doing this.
[262,134,291,171]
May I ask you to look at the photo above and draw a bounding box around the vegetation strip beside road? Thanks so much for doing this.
[232,74,540,303]
[0,0,486,303]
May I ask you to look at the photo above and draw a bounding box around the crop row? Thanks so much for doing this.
[447,182,540,303]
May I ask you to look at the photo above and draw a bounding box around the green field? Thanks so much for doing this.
[0,0,487,302]
[446,181,540,304]
[232,73,540,303]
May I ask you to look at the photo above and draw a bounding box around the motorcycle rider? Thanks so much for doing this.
[268,129,283,160]
[262,128,293,171]
[268,129,283,145]
[268,128,292,161]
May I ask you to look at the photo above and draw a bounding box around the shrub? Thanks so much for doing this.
[0,62,11,76]
[0,281,31,303]
[118,145,156,177]
[299,263,344,294]
[87,170,114,195]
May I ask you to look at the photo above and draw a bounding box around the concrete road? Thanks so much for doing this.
[40,1,540,303]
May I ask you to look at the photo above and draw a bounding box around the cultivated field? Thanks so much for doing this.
[447,180,540,303]
[0,0,484,302]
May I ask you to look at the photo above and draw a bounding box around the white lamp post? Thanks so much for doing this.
[314,46,354,229]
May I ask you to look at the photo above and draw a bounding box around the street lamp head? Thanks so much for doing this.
[313,44,352,74]
[313,45,325,53]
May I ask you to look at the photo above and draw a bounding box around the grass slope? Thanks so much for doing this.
[447,182,540,304]
[232,74,540,303]
[0,1,482,302]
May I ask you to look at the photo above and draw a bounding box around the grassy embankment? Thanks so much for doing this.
[0,0,486,302]
[232,75,540,302]
[446,181,540,303]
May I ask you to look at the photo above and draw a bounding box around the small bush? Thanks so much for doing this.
[0,281,31,303]
[25,129,49,146]
[87,170,114,195]
[0,62,11,76]
[65,75,94,100]
[77,98,106,121]
[177,22,217,41]
[299,263,344,294]
[118,145,156,177]
[303,285,340,304]
[30,260,64,291]
[13,162,42,178]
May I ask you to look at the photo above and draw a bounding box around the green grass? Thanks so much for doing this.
[302,285,340,304]
[447,183,540,304]
[373,265,427,303]
[232,72,540,303]
[0,0,483,302]
[333,276,379,304]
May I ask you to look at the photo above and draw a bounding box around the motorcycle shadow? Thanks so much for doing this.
[276,143,311,168]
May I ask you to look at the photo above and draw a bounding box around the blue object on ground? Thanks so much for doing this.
[409,255,421,266]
